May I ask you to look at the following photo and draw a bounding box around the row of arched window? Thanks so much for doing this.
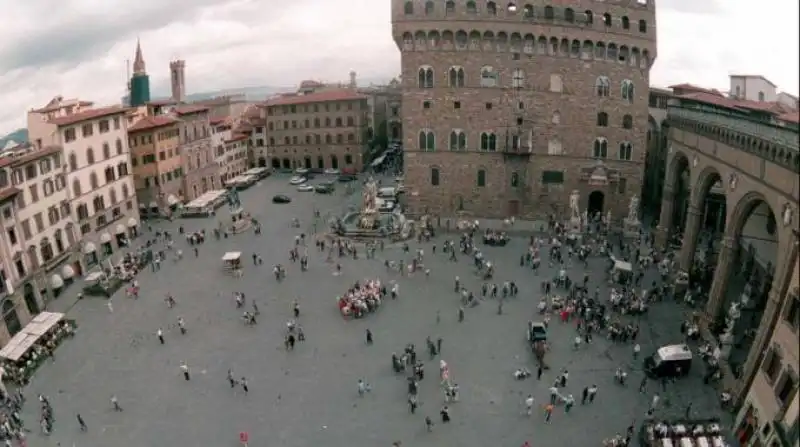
[71,163,129,198]
[403,2,649,34]
[402,31,651,70]
[593,138,634,161]
[597,113,634,129]
[23,227,75,271]
[68,139,124,171]
[268,133,357,146]
[268,116,357,131]
[430,166,492,188]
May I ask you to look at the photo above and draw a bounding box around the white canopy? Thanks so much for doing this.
[127,217,138,227]
[222,252,241,262]
[0,312,65,361]
[99,233,112,243]
[167,194,179,205]
[61,264,75,280]
[50,274,63,289]
[614,260,633,272]
[84,271,105,282]
[82,242,97,254]
[115,224,126,234]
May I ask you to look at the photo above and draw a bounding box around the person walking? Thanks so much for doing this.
[111,395,122,411]
[157,328,165,345]
[180,361,190,381]
[77,413,87,431]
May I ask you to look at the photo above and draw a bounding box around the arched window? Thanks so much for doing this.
[523,4,534,17]
[476,169,486,187]
[315,134,322,144]
[445,0,455,13]
[596,112,609,127]
[325,117,331,127]
[585,10,593,24]
[347,117,355,126]
[336,134,343,144]
[480,66,498,87]
[593,138,608,158]
[93,195,105,213]
[314,118,320,127]
[466,1,477,14]
[603,13,612,26]
[480,132,497,151]
[512,69,525,88]
[404,1,413,14]
[122,183,129,199]
[89,172,98,189]
[544,6,554,19]
[449,130,467,151]
[54,230,64,253]
[116,138,123,155]
[109,188,118,205]
[564,8,575,22]
[621,80,635,103]
[618,142,632,161]
[621,16,630,29]
[510,172,520,188]
[430,167,440,186]
[86,147,95,164]
[425,1,434,14]
[758,91,765,102]
[638,20,647,33]
[335,117,342,127]
[419,130,435,151]
[325,134,332,144]
[72,179,82,197]
[596,76,610,97]
[40,238,54,263]
[102,142,111,159]
[622,114,633,129]
[418,66,434,88]
[487,1,497,15]
[69,152,78,171]
[104,166,114,183]
[448,66,465,87]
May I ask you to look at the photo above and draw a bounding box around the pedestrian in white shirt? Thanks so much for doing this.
[525,395,535,416]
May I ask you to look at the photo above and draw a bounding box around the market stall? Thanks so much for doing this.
[611,259,633,285]
[0,312,76,385]
[222,252,242,276]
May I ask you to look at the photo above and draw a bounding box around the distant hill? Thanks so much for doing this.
[0,128,28,148]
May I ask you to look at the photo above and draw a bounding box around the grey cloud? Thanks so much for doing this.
[0,0,226,72]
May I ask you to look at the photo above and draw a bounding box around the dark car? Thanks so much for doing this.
[527,322,547,342]
[337,174,357,183]
[272,194,291,204]
[314,184,335,194]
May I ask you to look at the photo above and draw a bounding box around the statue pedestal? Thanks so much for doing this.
[623,217,641,240]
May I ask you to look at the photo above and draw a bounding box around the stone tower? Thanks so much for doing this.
[349,71,357,88]
[170,59,186,103]
[129,39,151,106]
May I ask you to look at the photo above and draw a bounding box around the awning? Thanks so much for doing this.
[115,224,126,234]
[148,201,158,208]
[61,264,75,280]
[127,217,138,228]
[100,233,112,243]
[83,242,97,254]
[50,274,63,289]
[167,194,179,206]
[371,154,387,167]
[0,312,65,361]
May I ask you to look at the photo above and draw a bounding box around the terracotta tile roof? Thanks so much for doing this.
[147,99,178,106]
[225,134,249,143]
[210,116,229,126]
[174,105,210,116]
[777,111,800,124]
[676,92,739,110]
[0,187,20,204]
[0,145,62,168]
[299,80,324,89]
[128,115,180,132]
[734,100,781,114]
[263,89,367,107]
[48,106,127,126]
[669,83,725,97]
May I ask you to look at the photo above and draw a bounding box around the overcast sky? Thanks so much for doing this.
[1,0,797,134]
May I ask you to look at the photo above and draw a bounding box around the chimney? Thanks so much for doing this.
[349,71,357,89]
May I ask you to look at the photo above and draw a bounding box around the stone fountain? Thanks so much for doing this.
[333,177,409,240]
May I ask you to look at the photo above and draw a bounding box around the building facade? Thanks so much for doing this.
[392,0,656,219]
[128,116,184,214]
[174,105,219,199]
[643,87,671,215]
[221,134,250,183]
[735,257,799,447]
[361,79,403,147]
[53,107,140,271]
[262,89,370,172]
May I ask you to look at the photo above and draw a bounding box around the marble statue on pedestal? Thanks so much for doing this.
[582,210,588,226]
[569,190,580,220]
[606,210,612,226]
[627,195,640,222]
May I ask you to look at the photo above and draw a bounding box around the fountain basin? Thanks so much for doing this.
[335,211,407,239]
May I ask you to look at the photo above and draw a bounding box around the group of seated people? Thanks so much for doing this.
[482,229,509,246]
[1,319,77,386]
[338,279,385,319]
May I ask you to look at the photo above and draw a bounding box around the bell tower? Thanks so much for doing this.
[129,39,151,106]
[170,59,186,103]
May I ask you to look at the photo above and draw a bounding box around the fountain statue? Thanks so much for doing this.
[623,194,642,239]
[627,195,640,222]
[358,177,379,230]
[569,190,580,220]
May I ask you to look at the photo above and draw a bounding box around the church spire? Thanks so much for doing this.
[133,39,146,75]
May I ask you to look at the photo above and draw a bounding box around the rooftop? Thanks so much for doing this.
[0,145,62,169]
[32,98,94,114]
[225,133,249,143]
[48,106,127,127]
[128,115,180,133]
[173,105,210,116]
[777,111,800,124]
[0,187,20,204]
[147,99,179,107]
[262,89,367,107]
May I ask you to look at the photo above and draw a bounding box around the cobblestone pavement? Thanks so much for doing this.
[22,175,728,447]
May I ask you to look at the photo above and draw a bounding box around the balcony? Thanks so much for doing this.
[502,146,532,159]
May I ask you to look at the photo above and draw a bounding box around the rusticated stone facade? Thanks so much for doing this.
[392,0,657,219]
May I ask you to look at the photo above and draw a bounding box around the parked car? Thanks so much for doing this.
[337,174,357,183]
[297,184,314,192]
[324,168,340,175]
[295,168,309,175]
[314,184,335,194]
[272,194,292,204]
[289,176,307,185]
